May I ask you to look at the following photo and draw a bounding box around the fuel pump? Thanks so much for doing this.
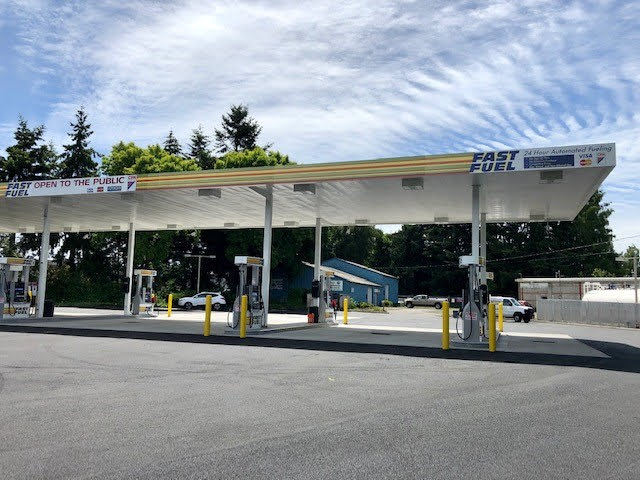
[132,269,157,315]
[309,270,336,324]
[0,257,34,320]
[458,255,488,342]
[229,256,265,331]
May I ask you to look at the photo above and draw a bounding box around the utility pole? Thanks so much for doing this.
[184,254,216,293]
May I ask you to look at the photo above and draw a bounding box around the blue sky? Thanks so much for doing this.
[0,0,638,249]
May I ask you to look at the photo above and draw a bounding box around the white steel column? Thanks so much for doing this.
[471,185,480,263]
[314,217,322,280]
[480,212,487,285]
[36,205,51,318]
[261,185,273,325]
[197,256,202,293]
[123,222,136,315]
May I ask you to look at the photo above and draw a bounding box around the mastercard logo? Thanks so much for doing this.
[580,158,592,166]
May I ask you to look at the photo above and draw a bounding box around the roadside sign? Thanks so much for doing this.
[486,272,494,280]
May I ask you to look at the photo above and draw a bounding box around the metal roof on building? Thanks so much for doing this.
[333,258,399,279]
[517,277,636,283]
[301,261,380,287]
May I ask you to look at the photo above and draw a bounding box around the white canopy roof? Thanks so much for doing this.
[0,143,615,233]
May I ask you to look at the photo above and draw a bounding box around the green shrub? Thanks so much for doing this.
[381,299,393,307]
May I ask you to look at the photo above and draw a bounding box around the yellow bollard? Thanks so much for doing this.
[498,302,504,332]
[204,294,212,336]
[240,294,248,338]
[488,302,496,352]
[167,293,173,317]
[343,297,349,325]
[442,300,450,350]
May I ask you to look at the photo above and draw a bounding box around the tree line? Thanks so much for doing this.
[0,105,634,308]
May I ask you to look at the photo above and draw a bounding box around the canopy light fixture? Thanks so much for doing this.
[529,213,546,221]
[224,222,237,228]
[166,224,179,229]
[198,188,222,198]
[111,225,121,231]
[284,221,299,227]
[355,219,369,225]
[293,183,316,194]
[539,170,563,184]
[402,177,424,190]
[434,216,449,223]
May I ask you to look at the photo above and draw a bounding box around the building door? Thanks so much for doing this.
[384,284,389,300]
[367,287,372,303]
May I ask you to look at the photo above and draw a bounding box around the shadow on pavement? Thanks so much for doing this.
[1,324,639,374]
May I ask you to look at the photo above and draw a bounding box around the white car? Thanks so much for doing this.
[178,292,227,311]
[490,296,534,323]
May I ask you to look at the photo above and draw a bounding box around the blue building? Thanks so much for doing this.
[270,258,399,306]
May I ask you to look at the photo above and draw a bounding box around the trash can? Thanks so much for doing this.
[43,300,55,318]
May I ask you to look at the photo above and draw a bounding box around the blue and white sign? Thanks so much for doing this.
[469,143,615,174]
[5,175,137,198]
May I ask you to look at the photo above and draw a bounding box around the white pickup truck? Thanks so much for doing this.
[490,296,534,323]
[404,294,448,309]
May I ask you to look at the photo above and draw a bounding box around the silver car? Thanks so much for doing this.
[404,294,447,309]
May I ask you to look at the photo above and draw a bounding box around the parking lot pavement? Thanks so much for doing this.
[0,331,639,479]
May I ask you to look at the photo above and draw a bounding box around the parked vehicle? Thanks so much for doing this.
[178,292,227,311]
[518,299,535,311]
[490,296,534,322]
[404,294,448,309]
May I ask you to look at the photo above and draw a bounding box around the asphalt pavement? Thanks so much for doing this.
[1,327,639,479]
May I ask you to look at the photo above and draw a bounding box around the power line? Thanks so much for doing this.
[369,233,640,272]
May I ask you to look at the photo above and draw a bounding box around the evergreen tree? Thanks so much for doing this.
[163,130,182,156]
[58,107,99,178]
[214,104,263,153]
[0,116,57,182]
[189,125,215,169]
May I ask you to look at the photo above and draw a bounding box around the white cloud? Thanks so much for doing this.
[2,0,640,248]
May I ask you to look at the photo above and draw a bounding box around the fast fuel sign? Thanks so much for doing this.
[5,175,137,198]
[469,143,615,173]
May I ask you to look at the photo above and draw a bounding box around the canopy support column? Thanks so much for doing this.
[480,212,487,285]
[36,205,51,319]
[314,218,322,280]
[123,222,135,315]
[261,185,273,326]
[472,186,480,263]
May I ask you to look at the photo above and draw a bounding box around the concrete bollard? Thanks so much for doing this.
[489,303,496,352]
[442,300,450,350]
[343,297,349,325]
[240,294,248,338]
[167,293,173,317]
[204,295,212,336]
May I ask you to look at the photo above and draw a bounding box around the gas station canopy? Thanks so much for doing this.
[0,143,615,233]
